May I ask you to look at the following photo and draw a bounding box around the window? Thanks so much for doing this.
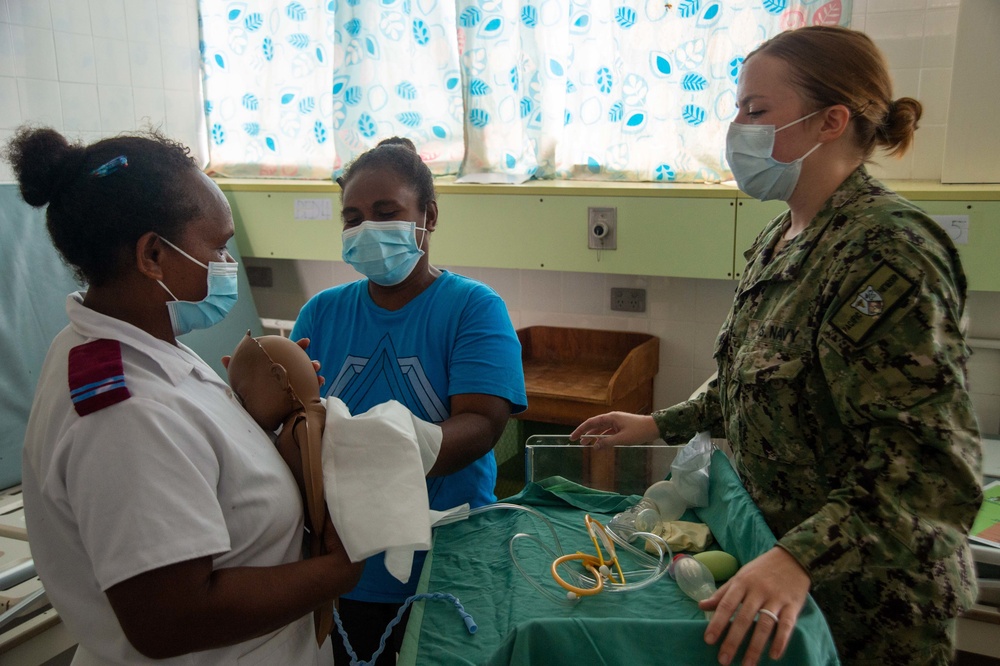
[199,0,851,182]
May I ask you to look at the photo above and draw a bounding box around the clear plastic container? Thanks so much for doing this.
[609,498,658,536]
[609,479,689,537]
[642,479,686,522]
[669,554,716,619]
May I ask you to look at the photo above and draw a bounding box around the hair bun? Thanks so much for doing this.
[877,97,923,157]
[4,127,86,207]
[375,136,418,154]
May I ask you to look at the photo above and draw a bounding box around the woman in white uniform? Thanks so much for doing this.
[4,127,363,665]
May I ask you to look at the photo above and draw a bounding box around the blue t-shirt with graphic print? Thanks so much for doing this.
[292,270,527,603]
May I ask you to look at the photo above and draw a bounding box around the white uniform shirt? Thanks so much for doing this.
[21,292,327,665]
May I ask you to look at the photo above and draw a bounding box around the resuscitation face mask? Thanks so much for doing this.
[726,110,823,202]
[341,216,427,287]
[157,237,239,336]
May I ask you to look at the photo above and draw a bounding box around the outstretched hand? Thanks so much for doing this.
[292,337,324,388]
[699,546,811,666]
[568,411,660,449]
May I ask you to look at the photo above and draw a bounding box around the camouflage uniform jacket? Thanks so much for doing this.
[652,166,983,656]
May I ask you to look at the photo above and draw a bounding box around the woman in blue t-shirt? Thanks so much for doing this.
[292,137,528,665]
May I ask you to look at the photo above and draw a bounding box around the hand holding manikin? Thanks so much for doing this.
[225,331,332,644]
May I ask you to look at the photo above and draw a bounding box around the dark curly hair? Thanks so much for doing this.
[2,126,201,286]
[337,136,435,212]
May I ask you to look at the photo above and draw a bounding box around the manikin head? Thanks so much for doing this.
[226,331,321,432]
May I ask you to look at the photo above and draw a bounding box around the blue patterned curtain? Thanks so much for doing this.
[330,2,464,176]
[200,2,338,178]
[199,0,850,181]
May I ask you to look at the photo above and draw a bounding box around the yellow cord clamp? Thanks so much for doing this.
[550,515,627,598]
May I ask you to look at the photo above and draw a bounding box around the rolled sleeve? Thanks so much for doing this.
[653,377,725,444]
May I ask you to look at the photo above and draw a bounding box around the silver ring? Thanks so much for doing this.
[758,608,780,623]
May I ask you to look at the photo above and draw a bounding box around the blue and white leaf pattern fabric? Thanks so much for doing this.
[200,0,463,178]
[200,1,338,177]
[199,0,850,182]
[456,0,850,182]
[330,2,463,176]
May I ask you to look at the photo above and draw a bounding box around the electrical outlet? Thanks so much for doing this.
[588,207,617,250]
[246,265,273,288]
[611,287,646,313]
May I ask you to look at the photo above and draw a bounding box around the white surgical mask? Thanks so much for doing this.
[157,237,239,336]
[341,216,427,286]
[726,110,822,202]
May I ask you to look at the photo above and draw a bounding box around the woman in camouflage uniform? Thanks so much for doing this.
[572,26,982,666]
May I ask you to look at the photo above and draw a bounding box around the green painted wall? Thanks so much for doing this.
[735,198,1000,291]
[430,193,736,279]
[221,180,1000,291]
[226,188,740,279]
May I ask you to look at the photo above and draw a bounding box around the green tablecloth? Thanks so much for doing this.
[398,450,839,665]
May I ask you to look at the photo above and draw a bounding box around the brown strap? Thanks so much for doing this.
[300,418,326,539]
[314,603,334,645]
[303,419,333,645]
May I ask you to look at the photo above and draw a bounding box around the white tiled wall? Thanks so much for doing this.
[0,0,206,182]
[853,0,962,181]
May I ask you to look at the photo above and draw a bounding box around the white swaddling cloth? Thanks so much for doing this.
[321,397,443,584]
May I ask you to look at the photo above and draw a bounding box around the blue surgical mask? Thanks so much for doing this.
[341,216,427,287]
[725,110,823,202]
[157,237,239,336]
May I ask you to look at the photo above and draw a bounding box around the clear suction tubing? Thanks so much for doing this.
[436,502,673,606]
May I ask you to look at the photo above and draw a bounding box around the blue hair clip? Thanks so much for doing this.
[90,155,128,178]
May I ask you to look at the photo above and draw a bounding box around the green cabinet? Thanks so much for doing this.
[228,191,340,261]
[224,184,740,280]
[732,199,785,280]
[732,196,1000,291]
[433,192,737,279]
[220,179,1000,291]
[917,200,1000,292]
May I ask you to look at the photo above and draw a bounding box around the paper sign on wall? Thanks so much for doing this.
[931,215,969,245]
[294,198,333,220]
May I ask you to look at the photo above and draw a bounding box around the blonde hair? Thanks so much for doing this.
[746,26,922,158]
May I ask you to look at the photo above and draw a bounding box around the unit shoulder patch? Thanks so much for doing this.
[830,262,916,346]
[68,339,132,416]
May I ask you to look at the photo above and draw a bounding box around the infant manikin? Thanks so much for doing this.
[227,331,447,619]
[226,331,331,644]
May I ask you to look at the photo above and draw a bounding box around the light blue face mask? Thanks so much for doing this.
[157,237,239,336]
[341,217,427,287]
[725,110,822,202]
